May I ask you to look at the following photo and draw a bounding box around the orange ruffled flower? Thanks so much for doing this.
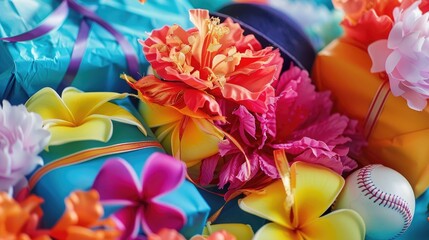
[133,9,283,118]
[338,0,429,49]
[337,0,401,48]
[0,192,49,240]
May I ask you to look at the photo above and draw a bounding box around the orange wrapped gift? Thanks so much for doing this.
[313,37,429,197]
[313,0,429,197]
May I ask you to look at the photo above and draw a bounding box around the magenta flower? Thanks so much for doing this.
[200,65,361,193]
[0,100,50,193]
[92,153,187,239]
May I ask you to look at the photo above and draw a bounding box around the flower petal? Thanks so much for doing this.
[61,87,128,121]
[291,161,345,227]
[385,50,402,74]
[142,201,186,234]
[139,101,183,128]
[25,87,74,123]
[388,22,404,49]
[112,206,141,240]
[92,158,140,203]
[300,209,365,240]
[179,118,223,167]
[92,102,146,135]
[141,152,185,199]
[367,40,391,73]
[239,180,293,229]
[253,223,302,240]
[47,116,113,146]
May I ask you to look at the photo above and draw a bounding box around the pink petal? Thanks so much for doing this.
[199,155,220,186]
[402,90,428,111]
[218,154,241,188]
[294,150,344,174]
[396,58,425,83]
[385,50,402,74]
[368,40,391,72]
[257,152,278,179]
[112,206,141,240]
[388,74,406,96]
[92,158,140,203]
[141,153,185,199]
[388,22,404,49]
[142,201,187,234]
[232,106,257,145]
[256,101,277,147]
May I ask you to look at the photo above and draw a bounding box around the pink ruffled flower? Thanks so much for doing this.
[0,100,50,193]
[91,153,187,240]
[135,9,283,118]
[368,0,429,110]
[200,65,360,193]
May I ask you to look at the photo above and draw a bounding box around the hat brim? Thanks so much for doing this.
[212,3,316,72]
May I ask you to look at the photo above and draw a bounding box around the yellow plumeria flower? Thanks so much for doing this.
[25,87,146,146]
[239,151,365,240]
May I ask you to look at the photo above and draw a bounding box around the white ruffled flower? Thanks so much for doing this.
[0,100,50,193]
[368,1,429,111]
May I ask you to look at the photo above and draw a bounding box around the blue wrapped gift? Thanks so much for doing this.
[0,0,195,104]
[25,91,209,238]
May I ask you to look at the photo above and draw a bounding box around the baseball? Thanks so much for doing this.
[334,164,415,239]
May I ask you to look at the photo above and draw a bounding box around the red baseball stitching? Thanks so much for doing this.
[357,165,413,238]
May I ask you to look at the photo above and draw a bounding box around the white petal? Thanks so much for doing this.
[368,40,391,72]
[385,50,402,74]
[398,32,420,58]
[396,59,424,83]
[388,74,406,96]
[388,23,404,49]
[403,91,428,111]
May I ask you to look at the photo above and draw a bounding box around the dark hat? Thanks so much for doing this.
[212,3,316,72]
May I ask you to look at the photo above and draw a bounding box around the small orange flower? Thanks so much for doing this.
[49,190,121,240]
[0,192,50,240]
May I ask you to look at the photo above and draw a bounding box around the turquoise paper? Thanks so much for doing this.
[29,98,210,238]
[0,0,194,104]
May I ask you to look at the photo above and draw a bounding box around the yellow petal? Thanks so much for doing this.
[25,88,74,123]
[92,102,146,135]
[203,223,254,240]
[253,223,302,240]
[139,100,183,127]
[300,209,365,240]
[239,180,293,229]
[179,118,222,166]
[292,161,345,227]
[48,117,113,145]
[61,87,128,121]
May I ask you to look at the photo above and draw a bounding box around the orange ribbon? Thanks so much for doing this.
[29,141,162,189]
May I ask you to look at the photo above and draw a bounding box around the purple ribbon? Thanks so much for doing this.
[0,0,139,92]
